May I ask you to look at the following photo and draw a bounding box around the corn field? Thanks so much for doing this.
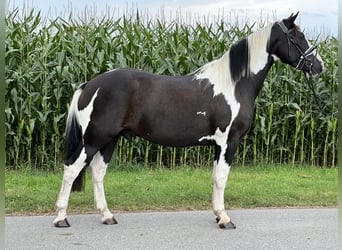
[5,8,338,170]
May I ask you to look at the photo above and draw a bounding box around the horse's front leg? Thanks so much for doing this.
[212,140,239,229]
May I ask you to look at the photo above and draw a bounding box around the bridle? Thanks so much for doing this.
[277,21,317,75]
[276,21,328,115]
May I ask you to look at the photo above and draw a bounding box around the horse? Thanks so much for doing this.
[53,12,323,229]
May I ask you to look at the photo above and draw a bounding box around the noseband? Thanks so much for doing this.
[277,21,317,74]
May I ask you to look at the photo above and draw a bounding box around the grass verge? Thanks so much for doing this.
[5,165,337,215]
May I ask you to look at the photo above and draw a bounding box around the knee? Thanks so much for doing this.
[63,165,80,182]
[213,164,230,187]
[90,152,108,182]
[91,163,107,183]
[93,172,105,183]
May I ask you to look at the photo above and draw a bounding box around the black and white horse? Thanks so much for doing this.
[54,13,323,229]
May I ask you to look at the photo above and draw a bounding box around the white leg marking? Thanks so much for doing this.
[195,49,243,226]
[212,159,231,224]
[90,152,114,223]
[197,103,238,226]
[54,148,87,224]
[199,128,232,225]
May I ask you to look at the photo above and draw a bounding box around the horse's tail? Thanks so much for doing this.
[64,83,87,192]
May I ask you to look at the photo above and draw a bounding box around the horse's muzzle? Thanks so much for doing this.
[311,58,324,75]
[303,56,324,76]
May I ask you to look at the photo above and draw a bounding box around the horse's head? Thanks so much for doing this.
[268,12,324,75]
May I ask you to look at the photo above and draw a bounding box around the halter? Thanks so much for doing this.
[276,21,317,75]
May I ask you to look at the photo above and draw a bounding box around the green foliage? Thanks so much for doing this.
[5,8,337,169]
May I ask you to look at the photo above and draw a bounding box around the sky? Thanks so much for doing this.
[7,0,338,38]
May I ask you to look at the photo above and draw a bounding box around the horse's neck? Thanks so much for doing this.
[246,56,274,100]
[195,24,274,100]
[229,24,274,99]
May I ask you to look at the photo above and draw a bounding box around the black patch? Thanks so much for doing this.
[229,38,249,82]
[71,167,86,192]
[214,145,221,162]
[64,114,83,166]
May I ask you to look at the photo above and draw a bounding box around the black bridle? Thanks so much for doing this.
[277,21,318,74]
[277,21,328,115]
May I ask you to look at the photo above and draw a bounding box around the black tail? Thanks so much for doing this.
[72,168,86,192]
[64,85,87,192]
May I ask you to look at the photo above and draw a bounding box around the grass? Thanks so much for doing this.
[5,164,337,215]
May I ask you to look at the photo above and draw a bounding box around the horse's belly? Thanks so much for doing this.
[136,116,213,147]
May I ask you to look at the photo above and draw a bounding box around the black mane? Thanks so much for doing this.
[229,38,249,82]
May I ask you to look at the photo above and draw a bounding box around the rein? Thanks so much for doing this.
[277,21,329,116]
[302,72,329,115]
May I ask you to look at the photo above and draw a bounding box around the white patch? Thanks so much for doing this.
[199,127,227,145]
[197,111,207,116]
[272,54,280,61]
[247,24,273,74]
[307,40,324,71]
[195,52,231,99]
[202,128,229,168]
[90,152,114,222]
[105,68,119,74]
[77,89,100,135]
[194,24,272,113]
[195,53,240,129]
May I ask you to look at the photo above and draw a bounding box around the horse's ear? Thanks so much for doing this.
[290,12,299,22]
[284,12,299,29]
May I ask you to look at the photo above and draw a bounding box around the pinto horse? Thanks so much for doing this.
[54,13,323,229]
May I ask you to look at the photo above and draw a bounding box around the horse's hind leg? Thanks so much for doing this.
[90,139,117,225]
[53,147,88,227]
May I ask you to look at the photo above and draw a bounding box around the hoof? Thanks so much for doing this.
[218,221,236,229]
[102,216,118,225]
[54,218,70,228]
